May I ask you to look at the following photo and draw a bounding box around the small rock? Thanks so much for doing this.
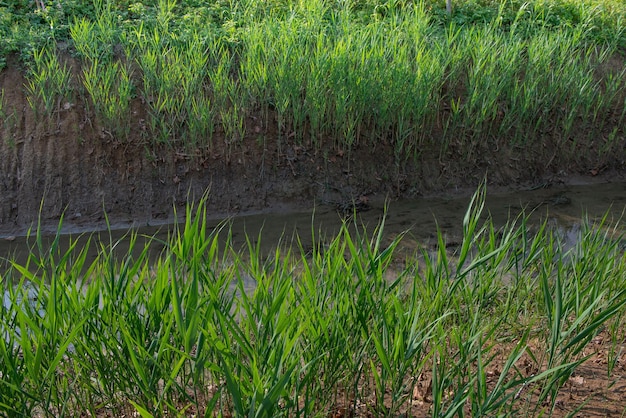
[570,375,585,386]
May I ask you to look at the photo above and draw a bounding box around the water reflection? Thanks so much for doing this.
[1,181,625,274]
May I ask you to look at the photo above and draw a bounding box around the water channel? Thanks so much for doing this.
[1,180,625,273]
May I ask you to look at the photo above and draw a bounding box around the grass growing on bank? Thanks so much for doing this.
[1,186,626,417]
[2,0,625,166]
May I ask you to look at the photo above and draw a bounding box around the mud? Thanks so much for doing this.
[0,57,419,236]
[2,179,625,274]
[2,56,625,240]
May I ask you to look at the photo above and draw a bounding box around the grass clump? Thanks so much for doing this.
[2,186,626,416]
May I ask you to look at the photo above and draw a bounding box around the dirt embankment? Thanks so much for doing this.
[1,56,625,236]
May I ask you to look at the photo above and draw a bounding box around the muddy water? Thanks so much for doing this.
[1,181,625,273]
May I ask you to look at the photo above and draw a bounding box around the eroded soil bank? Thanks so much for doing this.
[1,58,626,237]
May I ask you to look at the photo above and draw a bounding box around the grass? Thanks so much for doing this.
[0,0,623,164]
[2,2,626,414]
[25,46,73,118]
[1,185,626,416]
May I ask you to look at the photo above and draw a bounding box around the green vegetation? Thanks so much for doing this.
[3,2,626,410]
[1,187,626,416]
[1,0,625,162]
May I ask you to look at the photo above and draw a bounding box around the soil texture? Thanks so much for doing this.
[2,56,625,236]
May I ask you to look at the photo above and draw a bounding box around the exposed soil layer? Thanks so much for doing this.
[2,54,626,236]
[0,57,420,233]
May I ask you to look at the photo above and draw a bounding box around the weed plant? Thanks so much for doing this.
[1,186,626,416]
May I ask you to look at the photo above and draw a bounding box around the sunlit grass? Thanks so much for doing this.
[15,0,624,166]
[25,46,73,117]
[1,186,626,416]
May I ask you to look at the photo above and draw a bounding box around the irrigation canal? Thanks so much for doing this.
[1,180,625,275]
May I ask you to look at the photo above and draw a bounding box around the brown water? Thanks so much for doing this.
[1,181,625,273]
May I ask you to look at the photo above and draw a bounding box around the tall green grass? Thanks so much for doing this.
[17,0,625,163]
[25,46,73,118]
[1,186,626,416]
[70,2,134,140]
